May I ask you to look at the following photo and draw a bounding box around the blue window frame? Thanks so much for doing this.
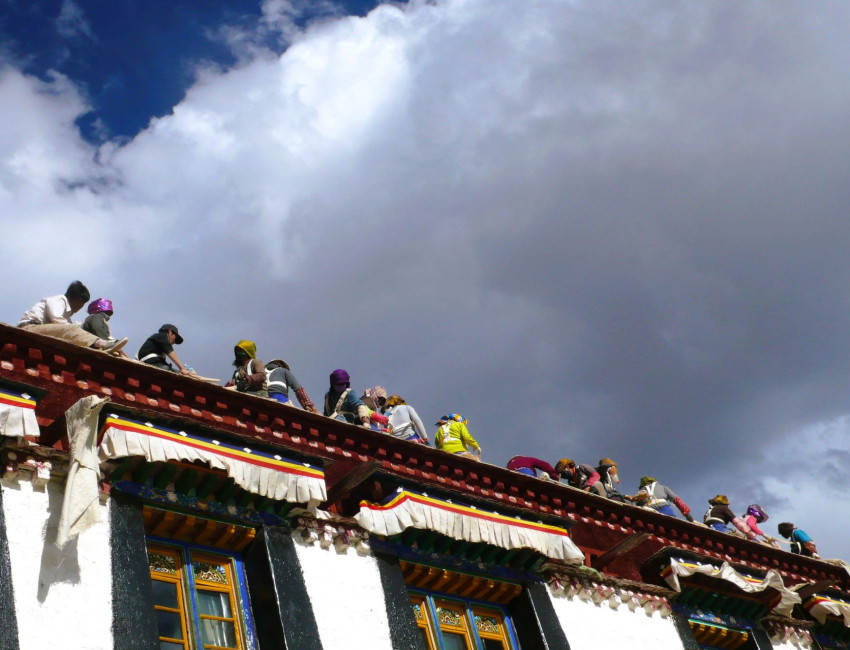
[147,536,257,650]
[410,589,520,650]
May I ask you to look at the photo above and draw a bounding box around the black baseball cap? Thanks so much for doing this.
[159,324,184,344]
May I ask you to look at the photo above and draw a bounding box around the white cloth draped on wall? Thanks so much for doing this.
[0,386,40,438]
[663,557,801,617]
[98,414,327,506]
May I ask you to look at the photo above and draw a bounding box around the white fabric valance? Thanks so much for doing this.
[0,386,39,438]
[805,593,850,627]
[355,489,585,564]
[663,557,801,617]
[98,414,327,506]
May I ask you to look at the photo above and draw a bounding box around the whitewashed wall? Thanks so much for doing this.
[2,478,113,650]
[293,538,394,649]
[548,587,685,650]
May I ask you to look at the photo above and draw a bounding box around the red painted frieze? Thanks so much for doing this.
[1,324,846,587]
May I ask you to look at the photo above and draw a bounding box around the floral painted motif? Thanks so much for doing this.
[193,560,228,584]
[475,614,500,634]
[437,607,463,628]
[149,551,176,574]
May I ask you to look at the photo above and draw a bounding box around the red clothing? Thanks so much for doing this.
[506,456,559,480]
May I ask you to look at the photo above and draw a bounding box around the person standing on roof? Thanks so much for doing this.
[324,369,372,427]
[384,395,428,444]
[18,281,127,353]
[555,459,604,495]
[137,324,191,374]
[507,456,559,480]
[703,495,755,539]
[265,359,317,412]
[229,340,267,397]
[777,522,820,558]
[82,298,129,358]
[627,476,695,522]
[434,413,481,460]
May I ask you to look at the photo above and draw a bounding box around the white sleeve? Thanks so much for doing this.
[408,406,428,439]
[44,295,72,324]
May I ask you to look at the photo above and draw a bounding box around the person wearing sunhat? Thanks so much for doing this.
[434,413,481,460]
[137,324,190,374]
[595,458,627,502]
[265,359,318,412]
[555,459,603,495]
[742,504,778,546]
[627,476,695,522]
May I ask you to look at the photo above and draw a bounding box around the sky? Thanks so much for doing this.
[2,0,850,559]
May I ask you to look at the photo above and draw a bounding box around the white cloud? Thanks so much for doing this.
[2,0,850,555]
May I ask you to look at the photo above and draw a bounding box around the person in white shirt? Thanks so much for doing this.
[18,281,126,353]
[384,394,429,444]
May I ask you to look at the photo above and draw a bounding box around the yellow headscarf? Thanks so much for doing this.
[235,340,257,359]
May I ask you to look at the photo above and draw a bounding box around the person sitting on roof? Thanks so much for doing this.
[82,298,129,358]
[595,458,627,502]
[18,281,127,354]
[361,386,390,431]
[324,369,373,427]
[741,504,779,547]
[384,395,428,444]
[627,476,695,522]
[777,522,819,558]
[228,340,267,397]
[507,456,559,480]
[137,324,191,374]
[265,359,317,412]
[555,459,604,495]
[434,413,481,460]
[703,494,755,539]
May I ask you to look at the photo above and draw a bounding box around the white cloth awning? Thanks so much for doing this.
[805,593,850,626]
[98,414,327,506]
[0,386,39,438]
[663,557,801,617]
[355,489,585,564]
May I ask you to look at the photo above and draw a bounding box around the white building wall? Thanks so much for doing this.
[2,478,113,650]
[293,538,394,649]
[548,588,685,650]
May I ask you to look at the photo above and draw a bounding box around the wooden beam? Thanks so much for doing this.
[796,579,834,600]
[322,459,381,505]
[592,532,651,570]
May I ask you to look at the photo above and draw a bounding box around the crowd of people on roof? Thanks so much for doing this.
[12,281,821,560]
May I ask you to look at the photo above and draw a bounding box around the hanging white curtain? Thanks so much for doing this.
[356,489,585,564]
[663,557,801,617]
[98,414,327,506]
[0,386,39,438]
[805,593,850,627]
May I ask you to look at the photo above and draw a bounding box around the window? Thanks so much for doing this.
[411,592,517,650]
[148,541,254,650]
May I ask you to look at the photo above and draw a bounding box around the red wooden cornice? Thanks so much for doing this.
[1,324,846,587]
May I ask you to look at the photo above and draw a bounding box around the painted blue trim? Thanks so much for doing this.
[369,537,538,583]
[145,536,258,650]
[114,481,285,526]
